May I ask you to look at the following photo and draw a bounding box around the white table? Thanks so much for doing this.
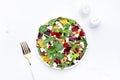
[0,0,120,80]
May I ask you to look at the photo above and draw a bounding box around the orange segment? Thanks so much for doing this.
[37,39,45,48]
[59,19,68,25]
[41,56,52,63]
[57,39,65,43]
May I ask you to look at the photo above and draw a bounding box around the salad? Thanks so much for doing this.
[36,17,88,69]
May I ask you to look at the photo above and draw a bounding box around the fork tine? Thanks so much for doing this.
[24,42,31,53]
[20,42,31,54]
[20,41,31,65]
[20,42,26,54]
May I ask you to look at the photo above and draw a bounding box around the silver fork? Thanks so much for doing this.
[20,41,31,65]
[20,41,35,80]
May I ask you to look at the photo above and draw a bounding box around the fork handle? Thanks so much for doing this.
[27,58,31,65]
[29,65,36,80]
[28,56,41,80]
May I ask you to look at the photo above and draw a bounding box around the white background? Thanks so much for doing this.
[0,0,120,80]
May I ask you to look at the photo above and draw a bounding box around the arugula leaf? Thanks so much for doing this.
[56,43,64,51]
[60,29,72,38]
[82,37,88,53]
[46,48,56,58]
[47,52,52,58]
[63,24,70,29]
[59,28,63,32]
[70,53,79,61]
[71,44,79,50]
[68,19,77,25]
[55,52,64,59]
[65,30,72,33]
[46,47,55,54]
[53,41,64,51]
[53,28,60,32]
[49,46,55,51]
[64,30,72,36]
[45,46,61,61]
[53,41,58,47]
[49,61,54,67]
[57,63,67,70]
[75,41,81,44]
[68,42,74,46]
[47,19,56,26]
[39,25,47,34]
[61,64,66,70]
[60,33,65,39]
[57,17,62,20]
[37,47,41,55]
[44,36,54,43]
[60,63,70,70]
[83,37,88,47]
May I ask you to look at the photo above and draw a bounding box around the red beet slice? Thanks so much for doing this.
[54,58,61,64]
[72,26,79,32]
[80,30,85,36]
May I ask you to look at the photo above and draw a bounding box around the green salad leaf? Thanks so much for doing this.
[46,48,56,58]
[82,37,88,53]
[60,29,72,38]
[55,52,64,59]
[71,44,79,50]
[53,28,60,32]
[53,41,64,51]
[47,19,56,26]
[68,19,77,25]
[60,33,65,38]
[58,63,68,70]
[64,30,72,36]
[56,44,63,51]
[63,24,70,29]
[49,61,54,67]
[70,53,79,61]
[37,47,41,55]
[39,25,48,34]
[68,42,74,46]
[57,17,62,20]
[44,36,54,43]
